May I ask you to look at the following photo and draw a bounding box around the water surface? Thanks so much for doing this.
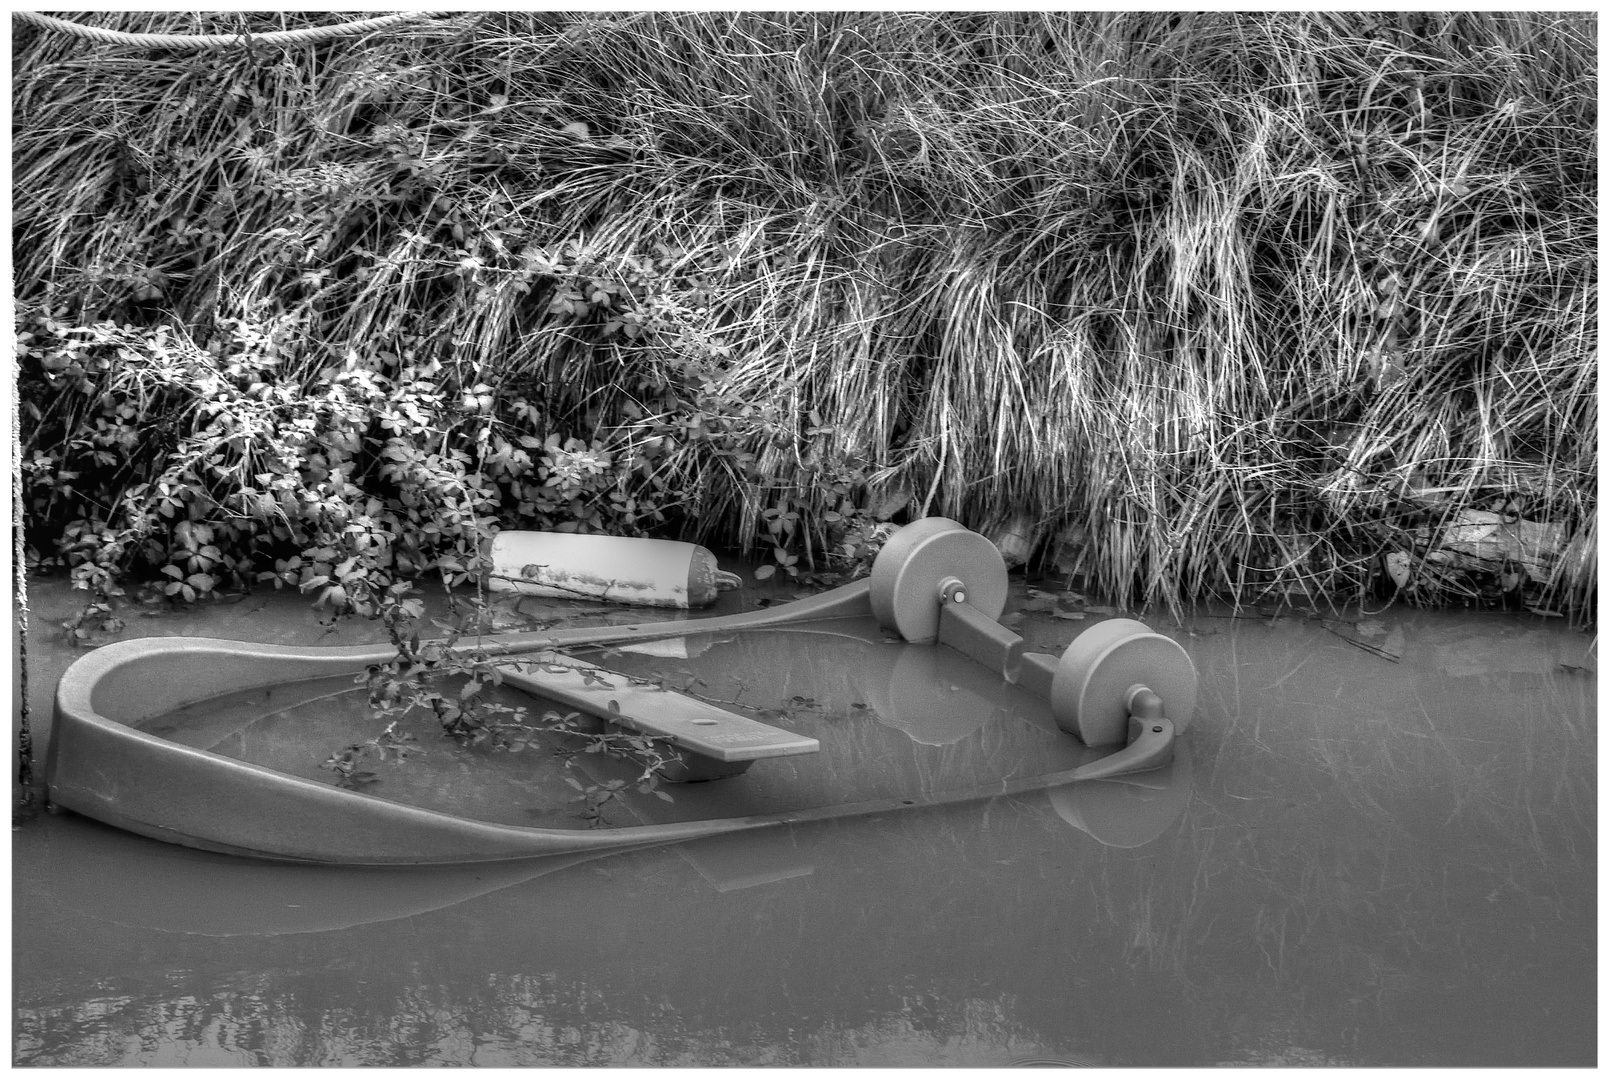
[13,576,1595,1065]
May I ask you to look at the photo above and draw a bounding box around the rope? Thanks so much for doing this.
[12,357,33,812]
[13,10,446,50]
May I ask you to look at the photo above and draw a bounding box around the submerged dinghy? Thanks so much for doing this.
[46,518,1200,864]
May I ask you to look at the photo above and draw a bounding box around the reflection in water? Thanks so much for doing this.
[27,746,1198,943]
[1047,741,1193,848]
[1168,609,1595,1066]
[14,801,1148,1066]
[14,582,1596,1066]
[15,974,1090,1067]
[863,642,999,745]
[31,819,620,937]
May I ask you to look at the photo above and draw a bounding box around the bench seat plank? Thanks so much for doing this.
[495,652,819,763]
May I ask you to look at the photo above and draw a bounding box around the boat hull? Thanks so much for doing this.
[45,583,1184,865]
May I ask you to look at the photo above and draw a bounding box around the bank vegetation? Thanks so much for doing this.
[14,11,1596,621]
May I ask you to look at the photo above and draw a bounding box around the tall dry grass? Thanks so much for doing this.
[13,11,1597,616]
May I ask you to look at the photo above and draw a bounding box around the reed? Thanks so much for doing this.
[13,11,1596,617]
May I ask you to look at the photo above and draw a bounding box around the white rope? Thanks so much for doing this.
[14,10,447,50]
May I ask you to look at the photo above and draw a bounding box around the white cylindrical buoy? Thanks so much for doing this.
[486,531,741,609]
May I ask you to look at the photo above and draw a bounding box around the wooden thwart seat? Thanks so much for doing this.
[494,650,819,780]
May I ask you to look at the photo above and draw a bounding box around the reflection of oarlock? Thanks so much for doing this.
[1047,738,1194,849]
[859,642,1000,747]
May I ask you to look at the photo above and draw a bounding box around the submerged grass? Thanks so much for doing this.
[13,11,1597,617]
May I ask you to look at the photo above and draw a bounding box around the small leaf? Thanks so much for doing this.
[753,564,776,580]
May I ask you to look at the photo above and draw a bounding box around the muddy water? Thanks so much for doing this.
[13,576,1596,1065]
